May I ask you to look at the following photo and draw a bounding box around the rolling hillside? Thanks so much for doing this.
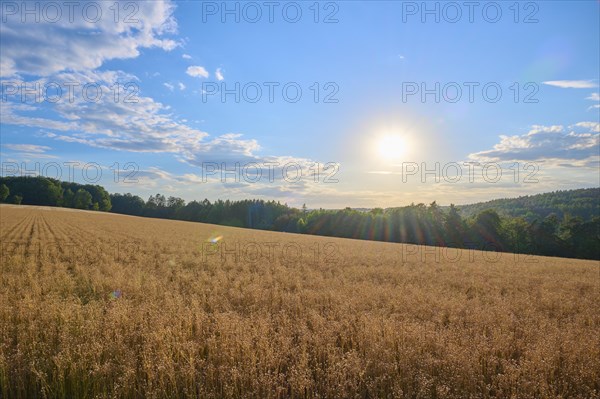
[1,205,599,398]
[453,187,600,221]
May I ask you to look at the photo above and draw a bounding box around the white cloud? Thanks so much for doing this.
[469,123,599,162]
[1,143,58,160]
[586,92,600,110]
[2,71,208,153]
[586,92,600,101]
[186,66,209,78]
[182,54,192,60]
[0,0,347,205]
[367,171,400,175]
[1,69,334,188]
[0,0,179,78]
[215,68,224,81]
[572,122,600,133]
[3,144,51,153]
[542,80,598,89]
[0,102,77,132]
[179,133,261,166]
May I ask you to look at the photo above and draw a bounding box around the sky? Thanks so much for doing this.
[0,0,599,208]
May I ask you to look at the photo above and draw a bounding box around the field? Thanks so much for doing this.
[0,205,599,398]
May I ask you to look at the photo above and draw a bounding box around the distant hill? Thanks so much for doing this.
[451,188,599,222]
[1,177,598,259]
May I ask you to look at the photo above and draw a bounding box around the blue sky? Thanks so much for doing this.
[1,1,598,208]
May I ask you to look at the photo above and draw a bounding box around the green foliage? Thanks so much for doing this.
[455,188,600,221]
[0,184,9,202]
[0,176,597,260]
[221,218,244,227]
[296,218,307,233]
[0,177,111,211]
[62,189,75,208]
[73,189,93,209]
[62,182,111,211]
[0,176,61,206]
[110,193,145,216]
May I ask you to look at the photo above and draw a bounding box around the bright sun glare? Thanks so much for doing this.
[377,135,407,161]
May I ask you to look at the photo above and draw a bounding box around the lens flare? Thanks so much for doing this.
[110,290,122,299]
[207,235,223,244]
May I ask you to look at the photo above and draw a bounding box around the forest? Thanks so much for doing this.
[454,188,599,221]
[1,176,598,260]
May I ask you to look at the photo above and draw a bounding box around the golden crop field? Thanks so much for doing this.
[0,205,599,399]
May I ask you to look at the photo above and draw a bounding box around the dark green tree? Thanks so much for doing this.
[110,193,145,216]
[444,204,465,247]
[62,189,75,208]
[0,184,9,202]
[73,189,93,209]
[470,209,504,251]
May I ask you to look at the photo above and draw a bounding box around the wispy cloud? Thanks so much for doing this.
[182,54,192,60]
[2,71,208,153]
[186,66,209,78]
[215,68,224,81]
[542,80,598,89]
[1,70,331,182]
[367,171,401,175]
[468,123,599,163]
[3,144,51,153]
[1,143,57,160]
[163,83,175,91]
[586,93,600,101]
[586,92,600,111]
[572,122,600,133]
[0,0,179,78]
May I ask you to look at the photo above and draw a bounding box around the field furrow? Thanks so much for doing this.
[0,210,34,242]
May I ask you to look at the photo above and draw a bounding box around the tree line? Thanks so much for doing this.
[295,205,599,260]
[454,188,599,222]
[1,176,598,260]
[0,177,110,211]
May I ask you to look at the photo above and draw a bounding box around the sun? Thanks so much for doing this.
[377,134,407,161]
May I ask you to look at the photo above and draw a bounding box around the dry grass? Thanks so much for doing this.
[1,204,599,398]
